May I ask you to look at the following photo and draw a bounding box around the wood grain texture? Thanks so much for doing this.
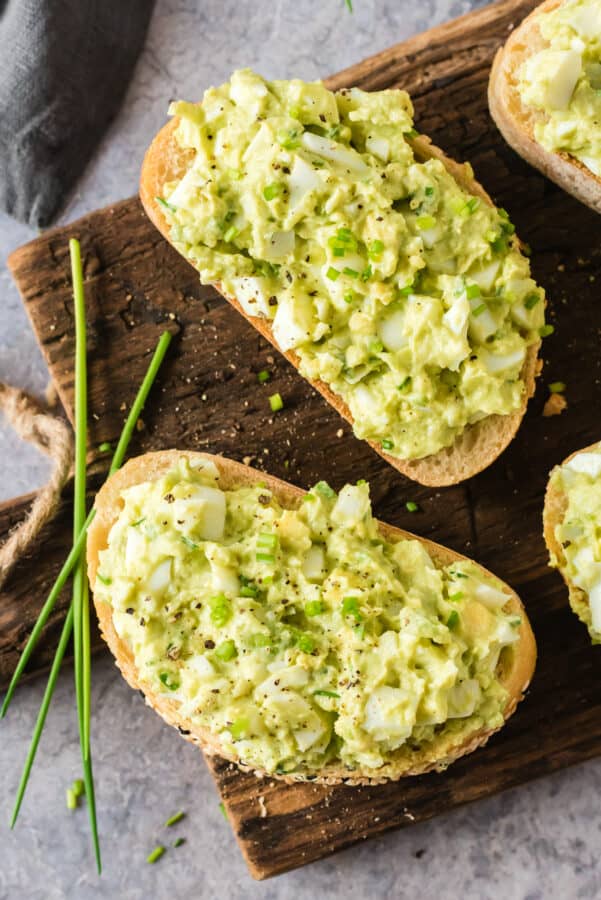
[3,0,601,878]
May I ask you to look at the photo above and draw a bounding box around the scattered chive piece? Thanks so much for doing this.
[382,439,394,451]
[343,291,354,304]
[155,197,176,213]
[269,392,284,412]
[416,214,436,230]
[343,267,359,278]
[446,610,460,630]
[313,690,340,698]
[326,266,340,281]
[425,186,434,197]
[342,596,362,622]
[398,376,411,392]
[549,382,565,393]
[1,329,173,720]
[98,441,112,453]
[465,284,481,300]
[159,672,180,691]
[406,501,419,513]
[230,717,250,740]
[180,535,198,549]
[305,600,324,617]
[165,811,186,828]
[524,293,540,310]
[471,302,487,317]
[257,369,271,383]
[256,552,275,563]
[368,239,384,259]
[344,0,353,11]
[398,283,414,297]
[147,845,166,864]
[465,197,480,214]
[539,324,554,337]
[66,788,78,810]
[96,573,111,586]
[297,634,315,654]
[257,532,278,549]
[215,640,237,662]
[448,592,464,602]
[219,802,228,820]
[315,481,336,499]
[263,183,282,201]
[361,264,372,282]
[223,225,239,243]
[173,837,186,848]
[209,594,231,627]
[72,778,85,797]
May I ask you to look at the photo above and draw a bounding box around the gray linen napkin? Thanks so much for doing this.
[0,0,155,228]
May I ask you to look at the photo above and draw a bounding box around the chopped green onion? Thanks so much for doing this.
[256,552,275,563]
[263,183,282,201]
[398,283,414,297]
[180,535,198,550]
[465,284,481,300]
[369,339,384,354]
[425,186,434,197]
[398,376,411,391]
[524,293,540,310]
[147,846,165,864]
[173,837,186,848]
[159,673,180,691]
[446,610,460,630]
[98,441,112,453]
[465,197,480,214]
[356,479,366,486]
[368,240,384,259]
[539,324,554,337]
[269,392,284,412]
[343,291,355,304]
[289,104,302,120]
[549,382,566,394]
[471,302,487,317]
[314,481,336,499]
[165,811,186,828]
[449,570,468,579]
[257,369,271,383]
[96,573,111,585]
[313,690,340,698]
[297,634,315,654]
[72,778,85,797]
[209,594,231,627]
[342,596,362,622]
[416,215,436,230]
[382,439,394,451]
[276,128,301,150]
[131,517,145,527]
[66,788,78,810]
[257,532,278,549]
[343,267,359,278]
[326,266,340,281]
[406,501,419,512]
[240,578,259,597]
[223,225,239,243]
[249,633,270,649]
[219,802,228,820]
[230,717,250,740]
[305,600,324,617]
[215,640,237,662]
[448,592,464,602]
[155,197,176,213]
[361,264,372,282]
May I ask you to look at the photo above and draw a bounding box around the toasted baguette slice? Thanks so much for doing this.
[543,440,601,639]
[140,115,540,488]
[489,0,601,215]
[88,449,537,785]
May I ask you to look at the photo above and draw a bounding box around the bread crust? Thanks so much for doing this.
[543,440,601,634]
[139,113,541,488]
[88,449,537,785]
[489,0,601,215]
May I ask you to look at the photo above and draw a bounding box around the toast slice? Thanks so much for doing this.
[543,440,601,640]
[88,449,537,785]
[489,0,601,215]
[140,104,541,489]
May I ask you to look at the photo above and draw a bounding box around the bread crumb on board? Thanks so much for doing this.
[543,393,568,417]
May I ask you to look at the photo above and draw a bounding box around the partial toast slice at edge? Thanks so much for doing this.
[88,449,537,785]
[139,112,541,488]
[543,440,601,640]
[488,0,601,215]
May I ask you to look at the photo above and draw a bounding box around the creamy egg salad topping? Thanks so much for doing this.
[158,69,545,461]
[94,456,522,775]
[550,442,601,641]
[518,0,601,175]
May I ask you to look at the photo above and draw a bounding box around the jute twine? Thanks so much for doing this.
[0,382,73,589]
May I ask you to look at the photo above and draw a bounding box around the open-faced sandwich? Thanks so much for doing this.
[88,450,537,784]
[489,0,601,214]
[140,70,547,487]
[544,440,601,642]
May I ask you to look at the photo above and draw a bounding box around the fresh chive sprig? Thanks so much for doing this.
[0,330,173,719]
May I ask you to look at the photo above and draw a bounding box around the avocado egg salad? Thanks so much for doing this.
[157,69,545,462]
[548,442,601,641]
[517,0,601,176]
[93,455,524,777]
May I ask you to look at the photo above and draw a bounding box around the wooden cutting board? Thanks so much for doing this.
[3,0,601,879]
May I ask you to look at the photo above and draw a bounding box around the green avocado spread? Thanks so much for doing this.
[94,456,522,775]
[550,442,601,642]
[158,69,545,462]
[518,0,601,175]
